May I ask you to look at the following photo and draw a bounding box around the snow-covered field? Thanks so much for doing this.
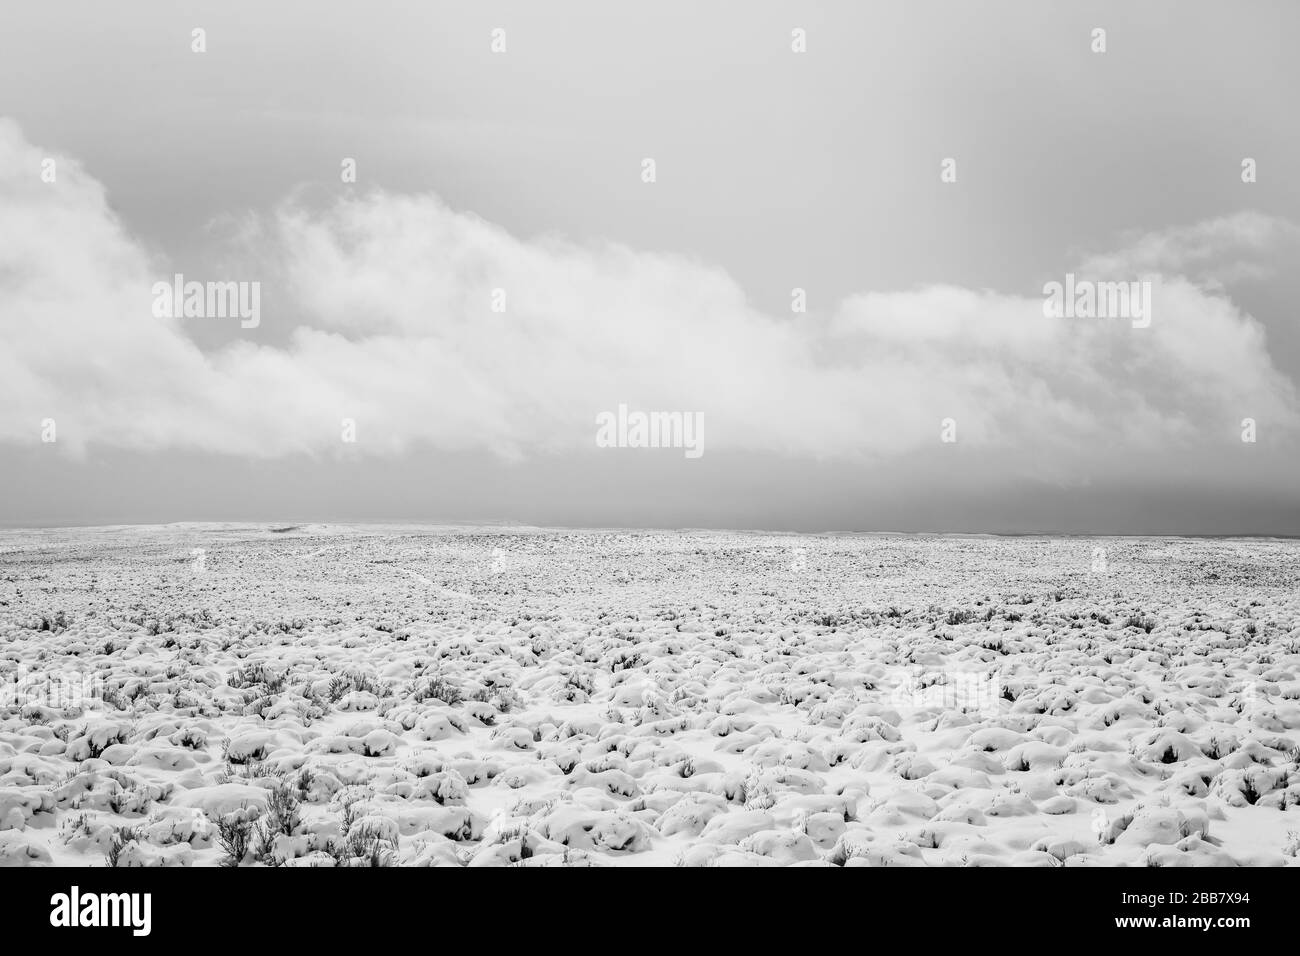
[2,524,1299,867]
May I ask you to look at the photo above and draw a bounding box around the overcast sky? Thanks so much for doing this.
[2,0,1298,533]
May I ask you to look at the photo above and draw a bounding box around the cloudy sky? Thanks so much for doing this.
[2,0,1298,533]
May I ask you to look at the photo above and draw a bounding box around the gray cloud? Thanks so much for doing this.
[3,0,1298,531]
[2,119,1295,487]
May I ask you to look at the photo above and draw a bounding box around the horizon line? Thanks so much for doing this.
[0,519,1297,541]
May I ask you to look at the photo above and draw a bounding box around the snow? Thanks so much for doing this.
[1,524,1298,866]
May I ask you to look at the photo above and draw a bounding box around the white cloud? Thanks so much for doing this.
[1078,210,1300,285]
[1,119,1296,486]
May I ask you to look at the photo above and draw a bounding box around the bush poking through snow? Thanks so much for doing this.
[215,808,257,867]
[412,674,462,706]
[228,662,287,693]
[336,817,400,867]
[253,778,303,865]
[104,826,137,867]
